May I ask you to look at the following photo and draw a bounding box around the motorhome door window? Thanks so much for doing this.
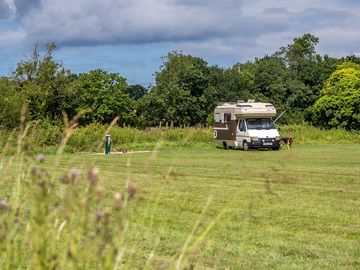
[239,119,246,131]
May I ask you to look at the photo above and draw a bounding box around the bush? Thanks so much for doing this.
[1,123,359,155]
[311,62,360,130]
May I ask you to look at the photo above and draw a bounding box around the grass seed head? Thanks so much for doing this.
[37,180,46,189]
[114,192,122,209]
[60,171,70,184]
[88,167,100,184]
[126,180,137,200]
[103,208,110,224]
[95,187,104,202]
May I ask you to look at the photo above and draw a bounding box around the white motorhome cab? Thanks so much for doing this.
[213,101,281,150]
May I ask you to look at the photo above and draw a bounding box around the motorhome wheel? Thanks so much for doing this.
[223,142,228,150]
[243,141,249,151]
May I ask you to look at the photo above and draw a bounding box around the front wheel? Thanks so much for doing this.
[243,141,249,151]
[272,147,280,151]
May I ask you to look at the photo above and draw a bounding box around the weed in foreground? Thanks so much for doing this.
[0,152,140,270]
[0,112,225,269]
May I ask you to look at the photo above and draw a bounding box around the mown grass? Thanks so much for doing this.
[1,144,360,269]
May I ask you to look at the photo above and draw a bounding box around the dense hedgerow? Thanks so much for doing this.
[1,123,359,155]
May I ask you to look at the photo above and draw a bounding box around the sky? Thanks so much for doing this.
[0,0,360,86]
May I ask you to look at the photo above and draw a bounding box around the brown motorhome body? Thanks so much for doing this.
[213,120,237,141]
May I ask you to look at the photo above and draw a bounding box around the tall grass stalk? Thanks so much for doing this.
[175,196,213,269]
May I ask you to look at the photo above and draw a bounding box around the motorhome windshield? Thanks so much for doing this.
[246,118,275,130]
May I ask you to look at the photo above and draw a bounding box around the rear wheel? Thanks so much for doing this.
[223,142,228,150]
[243,141,249,151]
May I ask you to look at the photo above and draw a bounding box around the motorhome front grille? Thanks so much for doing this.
[260,138,275,143]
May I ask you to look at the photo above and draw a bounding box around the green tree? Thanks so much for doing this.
[138,52,216,127]
[124,84,148,100]
[276,34,340,109]
[0,77,25,128]
[76,69,135,125]
[252,55,289,105]
[210,63,254,102]
[312,62,360,130]
[13,43,76,121]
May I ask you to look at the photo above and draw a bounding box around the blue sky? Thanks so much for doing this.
[1,0,360,86]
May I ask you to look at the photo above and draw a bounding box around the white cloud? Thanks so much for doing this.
[11,0,357,53]
[18,0,290,46]
[1,0,360,78]
[0,28,25,46]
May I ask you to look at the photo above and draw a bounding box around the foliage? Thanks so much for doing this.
[272,34,339,113]
[13,43,77,121]
[0,77,25,128]
[138,52,216,127]
[1,35,360,130]
[1,124,359,156]
[311,62,360,130]
[210,63,253,102]
[76,69,135,125]
[124,84,148,100]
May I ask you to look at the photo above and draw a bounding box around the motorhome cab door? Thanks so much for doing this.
[237,119,246,148]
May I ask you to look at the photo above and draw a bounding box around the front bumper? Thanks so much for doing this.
[249,138,280,148]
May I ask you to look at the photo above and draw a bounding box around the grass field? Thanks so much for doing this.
[1,144,360,269]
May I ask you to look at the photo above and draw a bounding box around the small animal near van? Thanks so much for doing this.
[214,100,281,151]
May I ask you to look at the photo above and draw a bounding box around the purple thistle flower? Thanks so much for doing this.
[36,153,45,163]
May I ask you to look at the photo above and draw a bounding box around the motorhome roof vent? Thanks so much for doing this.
[237,104,252,108]
[247,99,255,103]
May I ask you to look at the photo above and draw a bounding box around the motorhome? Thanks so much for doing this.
[214,100,281,150]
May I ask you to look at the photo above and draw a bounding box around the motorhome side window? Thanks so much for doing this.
[224,113,231,124]
[239,119,246,131]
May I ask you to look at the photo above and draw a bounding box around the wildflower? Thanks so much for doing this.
[70,168,80,180]
[31,167,42,177]
[37,180,46,189]
[114,192,122,209]
[126,180,137,200]
[60,172,70,184]
[36,153,45,163]
[96,210,103,221]
[88,167,99,184]
[0,200,11,212]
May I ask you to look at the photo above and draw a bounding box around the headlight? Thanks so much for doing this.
[275,136,280,140]
[250,136,258,141]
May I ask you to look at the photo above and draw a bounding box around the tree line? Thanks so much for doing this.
[0,33,359,130]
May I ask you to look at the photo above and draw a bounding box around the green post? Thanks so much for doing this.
[105,134,111,155]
